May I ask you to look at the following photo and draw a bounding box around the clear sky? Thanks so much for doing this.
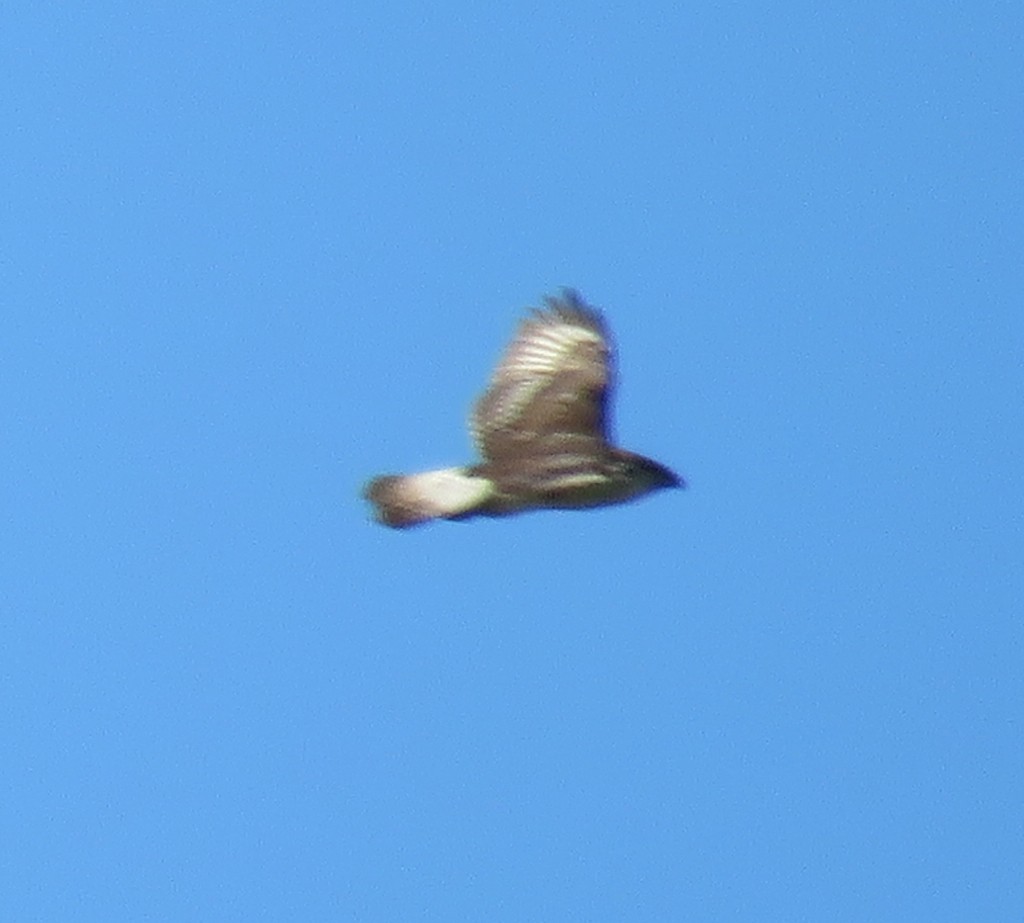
[4,2,1022,920]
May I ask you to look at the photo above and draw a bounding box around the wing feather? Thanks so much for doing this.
[471,291,615,462]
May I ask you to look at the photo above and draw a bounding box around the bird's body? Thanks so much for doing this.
[363,291,682,528]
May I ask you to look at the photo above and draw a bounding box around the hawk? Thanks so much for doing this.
[364,290,683,528]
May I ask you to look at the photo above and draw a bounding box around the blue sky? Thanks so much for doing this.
[4,2,1022,919]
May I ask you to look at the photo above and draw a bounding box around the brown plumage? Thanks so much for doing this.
[364,290,683,528]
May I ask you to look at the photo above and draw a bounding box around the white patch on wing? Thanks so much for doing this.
[540,471,607,490]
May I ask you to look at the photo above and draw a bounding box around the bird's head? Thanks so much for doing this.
[614,451,685,492]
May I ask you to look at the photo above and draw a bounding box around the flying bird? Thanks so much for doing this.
[363,290,683,527]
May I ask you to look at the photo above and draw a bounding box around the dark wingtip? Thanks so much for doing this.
[545,287,588,312]
[536,288,607,336]
[556,287,584,307]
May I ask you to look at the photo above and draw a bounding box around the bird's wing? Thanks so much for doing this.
[470,290,615,462]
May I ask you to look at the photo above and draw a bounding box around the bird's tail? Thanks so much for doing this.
[363,467,493,528]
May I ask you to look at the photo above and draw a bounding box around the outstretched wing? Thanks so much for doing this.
[471,290,615,462]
